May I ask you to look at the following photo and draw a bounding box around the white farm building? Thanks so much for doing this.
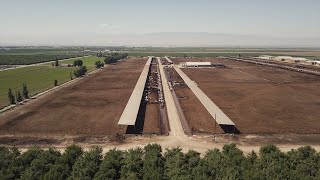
[258,55,274,60]
[180,62,212,68]
[274,56,308,63]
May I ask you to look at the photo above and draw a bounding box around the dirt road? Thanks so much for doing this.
[157,58,185,137]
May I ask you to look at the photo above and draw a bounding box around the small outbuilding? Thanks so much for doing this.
[181,62,212,68]
[258,55,274,60]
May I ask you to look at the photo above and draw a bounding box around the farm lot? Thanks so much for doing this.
[0,56,103,108]
[0,48,87,65]
[171,57,320,134]
[0,57,147,136]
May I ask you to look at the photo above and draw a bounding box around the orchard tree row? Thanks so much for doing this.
[104,53,128,64]
[1,143,320,180]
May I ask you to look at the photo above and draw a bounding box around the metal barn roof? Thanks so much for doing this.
[118,57,152,126]
[164,56,173,63]
[185,62,211,66]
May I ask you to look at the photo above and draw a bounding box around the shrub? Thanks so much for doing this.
[73,66,88,77]
[54,80,58,86]
[95,61,104,69]
[73,59,83,67]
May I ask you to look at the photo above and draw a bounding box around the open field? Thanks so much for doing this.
[0,57,147,136]
[125,47,320,60]
[0,56,104,108]
[171,57,320,134]
[0,48,91,65]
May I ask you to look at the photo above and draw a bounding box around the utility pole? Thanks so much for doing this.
[214,114,217,141]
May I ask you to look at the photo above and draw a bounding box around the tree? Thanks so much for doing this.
[0,146,20,180]
[22,84,29,99]
[219,143,247,179]
[70,71,73,80]
[95,61,104,69]
[73,66,88,77]
[164,147,190,180]
[69,146,102,180]
[104,53,128,64]
[8,88,15,104]
[143,144,164,180]
[202,148,222,179]
[120,148,144,180]
[16,147,44,178]
[1,144,320,180]
[16,91,23,102]
[55,59,59,67]
[73,59,83,67]
[185,150,201,179]
[94,149,124,180]
[20,148,61,180]
[255,144,289,179]
[44,145,83,180]
[54,80,58,86]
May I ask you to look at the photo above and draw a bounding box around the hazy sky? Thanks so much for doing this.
[1,0,320,46]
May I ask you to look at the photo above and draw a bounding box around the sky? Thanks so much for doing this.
[0,0,320,47]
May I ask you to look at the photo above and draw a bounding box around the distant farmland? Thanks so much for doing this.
[0,56,104,108]
[0,48,91,65]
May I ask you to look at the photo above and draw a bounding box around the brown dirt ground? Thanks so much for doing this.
[172,57,320,134]
[143,59,161,134]
[168,68,224,134]
[143,103,161,134]
[0,57,147,136]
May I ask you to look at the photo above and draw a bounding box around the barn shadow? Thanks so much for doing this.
[126,99,147,134]
[219,125,241,134]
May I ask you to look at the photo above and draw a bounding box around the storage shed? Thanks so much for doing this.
[181,62,212,68]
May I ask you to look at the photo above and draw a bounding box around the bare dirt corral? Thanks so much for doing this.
[0,58,147,136]
[172,58,320,134]
[167,67,224,134]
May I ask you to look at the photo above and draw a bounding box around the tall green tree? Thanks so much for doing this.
[94,149,124,180]
[202,148,222,179]
[69,146,102,180]
[164,148,190,180]
[143,144,164,180]
[54,80,58,86]
[8,88,15,104]
[55,59,59,67]
[120,148,144,180]
[22,84,29,99]
[0,146,20,180]
[16,91,23,102]
[20,148,61,180]
[44,145,83,180]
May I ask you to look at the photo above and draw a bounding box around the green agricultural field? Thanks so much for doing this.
[0,48,94,65]
[0,56,104,108]
[43,56,103,71]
